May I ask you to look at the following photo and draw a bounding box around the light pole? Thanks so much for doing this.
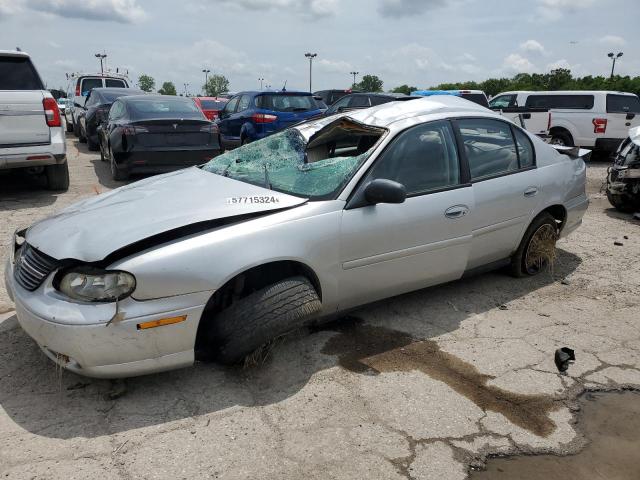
[349,71,359,89]
[258,77,264,89]
[202,69,210,95]
[95,53,107,74]
[304,52,317,92]
[608,52,623,79]
[183,83,189,97]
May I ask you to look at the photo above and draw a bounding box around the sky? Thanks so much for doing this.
[1,0,638,94]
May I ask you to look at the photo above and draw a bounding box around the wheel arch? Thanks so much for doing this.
[541,204,567,231]
[548,123,576,144]
[194,259,322,356]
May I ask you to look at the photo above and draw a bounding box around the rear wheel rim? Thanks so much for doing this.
[525,224,557,275]
[550,137,565,146]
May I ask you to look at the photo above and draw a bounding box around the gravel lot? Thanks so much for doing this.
[0,138,639,479]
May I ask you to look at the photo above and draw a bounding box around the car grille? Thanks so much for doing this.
[14,243,59,291]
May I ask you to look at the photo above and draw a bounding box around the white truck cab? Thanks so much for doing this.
[65,72,130,135]
[0,50,69,190]
[490,90,640,152]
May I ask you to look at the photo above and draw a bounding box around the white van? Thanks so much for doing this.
[489,91,640,152]
[65,73,130,135]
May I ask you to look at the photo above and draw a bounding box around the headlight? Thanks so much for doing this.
[58,269,136,302]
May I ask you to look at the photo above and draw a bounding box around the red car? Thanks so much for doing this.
[193,96,228,121]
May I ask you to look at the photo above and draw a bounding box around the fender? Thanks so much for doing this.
[240,122,257,142]
[549,117,580,144]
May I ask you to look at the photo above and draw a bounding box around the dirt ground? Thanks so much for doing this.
[0,138,639,480]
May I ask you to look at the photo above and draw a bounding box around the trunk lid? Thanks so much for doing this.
[131,118,213,148]
[0,91,50,147]
[26,167,307,262]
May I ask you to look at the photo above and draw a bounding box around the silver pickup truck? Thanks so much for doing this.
[0,50,69,190]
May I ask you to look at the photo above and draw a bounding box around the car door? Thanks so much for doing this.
[230,94,252,141]
[605,94,640,140]
[339,120,474,310]
[217,96,240,146]
[79,90,97,132]
[455,117,540,269]
[106,100,126,154]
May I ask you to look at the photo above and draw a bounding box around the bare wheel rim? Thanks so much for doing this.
[525,224,557,274]
[550,137,565,146]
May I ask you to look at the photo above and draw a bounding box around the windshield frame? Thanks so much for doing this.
[202,122,388,201]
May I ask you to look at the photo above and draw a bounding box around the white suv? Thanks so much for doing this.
[0,50,69,190]
[489,90,640,152]
[65,73,129,135]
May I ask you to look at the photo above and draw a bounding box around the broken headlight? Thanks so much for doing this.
[58,269,136,302]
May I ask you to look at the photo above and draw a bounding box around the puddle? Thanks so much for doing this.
[318,317,560,436]
[471,391,640,479]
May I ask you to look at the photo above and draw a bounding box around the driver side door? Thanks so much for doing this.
[338,120,474,310]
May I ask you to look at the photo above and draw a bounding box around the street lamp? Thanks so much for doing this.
[349,71,359,89]
[608,52,623,79]
[95,52,107,74]
[202,69,210,94]
[304,52,317,92]
[183,83,190,97]
[258,77,264,89]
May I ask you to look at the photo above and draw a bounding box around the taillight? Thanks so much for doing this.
[123,126,148,135]
[75,83,80,97]
[42,98,61,127]
[593,118,607,134]
[252,113,278,124]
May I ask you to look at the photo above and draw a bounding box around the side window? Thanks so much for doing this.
[349,96,370,108]
[328,95,351,113]
[607,94,640,113]
[224,96,240,114]
[237,95,251,111]
[526,95,594,110]
[85,93,99,107]
[489,95,514,109]
[370,96,390,106]
[109,101,123,121]
[457,118,518,180]
[365,120,460,195]
[513,127,535,168]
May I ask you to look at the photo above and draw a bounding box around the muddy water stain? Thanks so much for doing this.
[471,391,640,479]
[318,317,559,437]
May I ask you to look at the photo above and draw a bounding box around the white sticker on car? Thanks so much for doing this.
[226,196,281,205]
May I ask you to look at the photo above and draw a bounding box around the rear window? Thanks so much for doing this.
[525,94,594,110]
[460,93,489,108]
[255,94,318,112]
[128,98,204,119]
[80,78,103,96]
[607,94,640,114]
[105,78,127,88]
[200,100,226,110]
[100,91,131,103]
[0,56,43,90]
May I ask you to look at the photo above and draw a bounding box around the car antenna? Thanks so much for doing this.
[282,80,287,92]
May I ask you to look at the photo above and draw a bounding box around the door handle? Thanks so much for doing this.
[445,205,469,219]
[524,187,538,197]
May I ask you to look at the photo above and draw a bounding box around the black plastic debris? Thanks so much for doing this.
[555,347,576,372]
[614,241,624,246]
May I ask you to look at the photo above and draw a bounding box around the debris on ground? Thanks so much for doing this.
[554,347,576,372]
[104,379,127,400]
[66,382,90,391]
[498,304,509,310]
[614,241,624,246]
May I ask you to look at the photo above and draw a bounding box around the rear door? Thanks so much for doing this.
[229,94,251,139]
[217,96,240,144]
[606,94,640,139]
[0,55,49,147]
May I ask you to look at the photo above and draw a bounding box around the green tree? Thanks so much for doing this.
[203,74,230,97]
[356,74,384,92]
[158,81,177,95]
[391,84,418,95]
[138,74,155,92]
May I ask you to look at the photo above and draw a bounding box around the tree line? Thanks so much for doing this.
[136,74,230,97]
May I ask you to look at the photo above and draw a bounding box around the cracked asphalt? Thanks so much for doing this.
[0,138,639,479]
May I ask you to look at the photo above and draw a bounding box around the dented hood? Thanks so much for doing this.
[26,167,307,262]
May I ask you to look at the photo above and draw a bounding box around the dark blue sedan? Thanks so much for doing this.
[215,90,322,150]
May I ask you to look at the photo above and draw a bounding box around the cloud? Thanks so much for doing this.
[599,35,626,47]
[25,0,146,23]
[213,0,338,18]
[520,39,545,55]
[503,53,536,73]
[317,59,353,74]
[378,0,446,18]
[535,0,595,21]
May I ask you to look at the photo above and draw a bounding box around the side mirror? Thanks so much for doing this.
[364,179,406,205]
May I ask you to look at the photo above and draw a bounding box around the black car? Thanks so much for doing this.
[98,95,219,181]
[77,87,145,150]
[606,132,640,212]
[313,89,359,106]
[323,92,416,116]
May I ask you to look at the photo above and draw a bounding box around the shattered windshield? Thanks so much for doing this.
[202,126,382,200]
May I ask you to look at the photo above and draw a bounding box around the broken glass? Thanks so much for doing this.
[203,121,385,200]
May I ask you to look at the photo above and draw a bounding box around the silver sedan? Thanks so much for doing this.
[4,96,589,378]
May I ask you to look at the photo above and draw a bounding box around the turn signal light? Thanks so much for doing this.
[137,315,187,330]
[252,113,278,123]
[43,98,61,127]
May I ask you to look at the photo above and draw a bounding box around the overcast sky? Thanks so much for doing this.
[1,0,638,94]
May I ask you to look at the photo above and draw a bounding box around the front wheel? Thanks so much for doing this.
[510,213,558,277]
[209,276,321,364]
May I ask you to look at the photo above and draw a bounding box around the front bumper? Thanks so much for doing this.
[4,254,212,378]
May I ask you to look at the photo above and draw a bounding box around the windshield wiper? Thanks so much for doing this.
[263,163,272,190]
